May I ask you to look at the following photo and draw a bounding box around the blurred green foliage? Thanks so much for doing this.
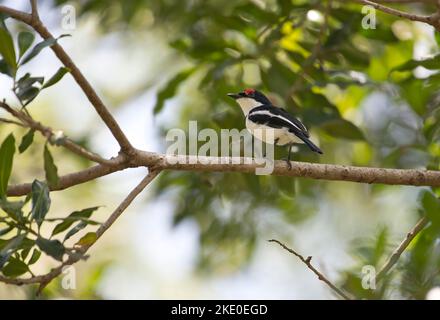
[1,0,440,299]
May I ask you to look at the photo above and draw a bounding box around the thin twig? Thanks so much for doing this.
[0,101,112,165]
[30,0,38,18]
[0,169,160,291]
[352,0,440,31]
[0,117,25,126]
[376,216,430,280]
[269,239,353,300]
[94,170,160,239]
[370,0,436,3]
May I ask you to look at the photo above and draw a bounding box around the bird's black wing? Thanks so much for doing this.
[248,105,323,154]
[247,105,310,137]
[274,107,310,137]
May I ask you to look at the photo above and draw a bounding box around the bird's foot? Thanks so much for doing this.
[281,158,292,170]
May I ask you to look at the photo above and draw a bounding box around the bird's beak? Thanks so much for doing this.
[227,93,241,100]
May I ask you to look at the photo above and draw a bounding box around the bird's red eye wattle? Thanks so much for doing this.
[244,88,255,96]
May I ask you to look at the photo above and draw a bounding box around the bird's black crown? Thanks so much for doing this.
[227,88,272,105]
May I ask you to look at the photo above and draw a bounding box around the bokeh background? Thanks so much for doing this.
[1,0,440,299]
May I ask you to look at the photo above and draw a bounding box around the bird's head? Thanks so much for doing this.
[227,88,272,115]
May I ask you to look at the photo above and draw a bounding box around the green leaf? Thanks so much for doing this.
[273,175,295,198]
[0,134,15,198]
[43,144,59,188]
[42,67,70,89]
[20,247,31,261]
[0,226,13,237]
[64,221,88,242]
[16,73,44,89]
[76,232,97,247]
[18,129,35,153]
[18,31,35,58]
[0,254,9,269]
[420,190,440,229]
[17,86,40,106]
[14,72,43,106]
[1,257,29,277]
[0,199,24,222]
[31,180,51,226]
[0,13,10,28]
[28,249,41,265]
[36,237,65,261]
[320,119,365,140]
[0,254,10,269]
[153,67,196,114]
[20,34,70,65]
[392,54,440,72]
[0,59,12,76]
[0,27,17,72]
[0,234,25,268]
[20,38,57,65]
[0,234,25,254]
[52,206,100,236]
[20,238,35,252]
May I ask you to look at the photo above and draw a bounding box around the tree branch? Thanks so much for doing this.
[94,169,161,240]
[0,117,25,127]
[0,5,32,24]
[29,0,39,21]
[7,152,440,197]
[0,101,112,165]
[7,160,126,197]
[156,156,440,187]
[376,216,429,280]
[0,3,133,153]
[268,239,353,300]
[0,169,160,290]
[353,0,440,31]
[373,0,436,3]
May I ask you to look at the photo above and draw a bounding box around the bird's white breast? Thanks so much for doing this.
[236,98,263,115]
[245,117,304,146]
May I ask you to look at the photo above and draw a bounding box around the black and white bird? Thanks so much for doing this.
[227,88,322,169]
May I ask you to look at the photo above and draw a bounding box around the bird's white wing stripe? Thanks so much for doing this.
[249,110,304,132]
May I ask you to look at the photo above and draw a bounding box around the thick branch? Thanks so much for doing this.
[0,3,133,153]
[6,160,127,197]
[0,169,160,289]
[269,239,353,300]
[153,155,440,186]
[7,153,440,197]
[376,216,429,280]
[0,5,31,24]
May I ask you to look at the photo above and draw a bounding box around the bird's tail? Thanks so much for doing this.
[302,137,323,154]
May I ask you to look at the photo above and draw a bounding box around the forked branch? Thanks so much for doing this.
[269,239,353,300]
[0,1,133,153]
